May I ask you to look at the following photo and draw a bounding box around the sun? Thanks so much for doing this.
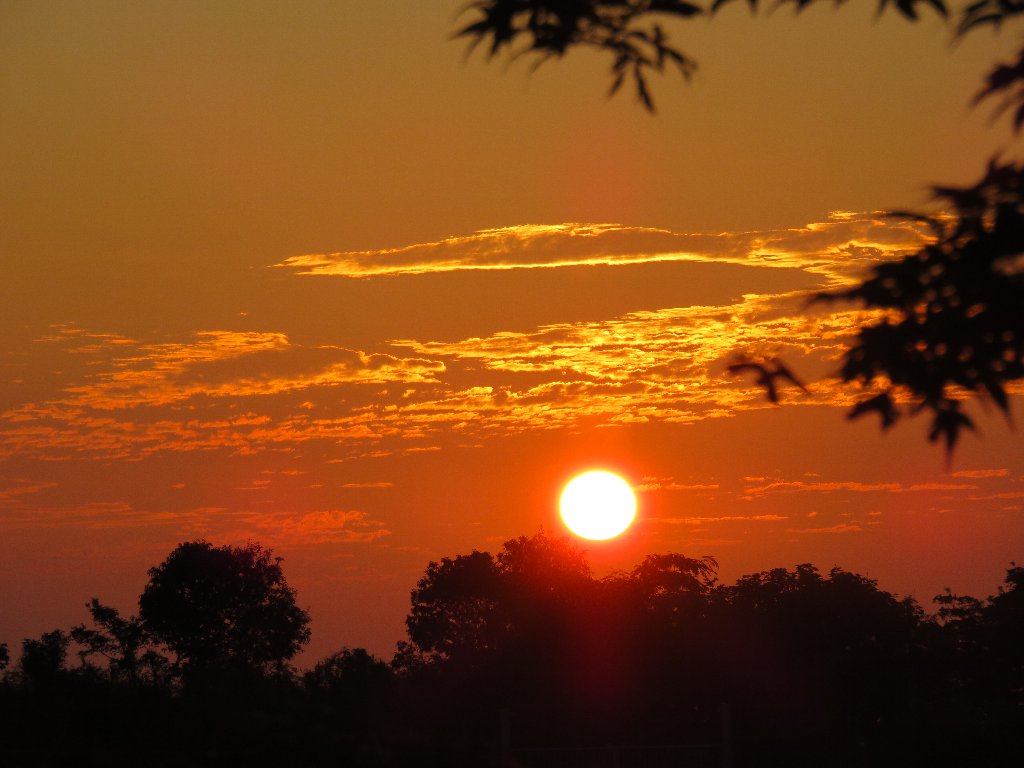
[559,470,637,540]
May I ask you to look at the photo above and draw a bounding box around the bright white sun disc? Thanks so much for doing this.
[559,470,637,540]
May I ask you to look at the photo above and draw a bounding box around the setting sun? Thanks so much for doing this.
[559,470,637,540]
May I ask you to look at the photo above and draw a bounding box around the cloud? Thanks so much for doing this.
[952,468,1010,478]
[744,480,901,494]
[49,331,445,410]
[0,214,973,464]
[636,478,720,492]
[654,514,788,525]
[0,478,57,504]
[742,480,976,496]
[275,214,927,285]
[786,523,863,535]
[968,490,1024,501]
[253,510,391,544]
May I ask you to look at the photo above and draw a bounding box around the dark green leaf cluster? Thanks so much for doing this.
[816,161,1024,452]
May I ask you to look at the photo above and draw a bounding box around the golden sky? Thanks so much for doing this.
[2,1,1021,660]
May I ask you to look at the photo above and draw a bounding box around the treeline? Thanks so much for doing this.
[0,534,1021,767]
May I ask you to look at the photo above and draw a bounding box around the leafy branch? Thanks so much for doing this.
[814,160,1024,452]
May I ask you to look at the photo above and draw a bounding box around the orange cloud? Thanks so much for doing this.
[952,469,1010,478]
[253,510,391,544]
[49,331,444,410]
[0,214,993,466]
[276,214,927,285]
[654,514,788,525]
[743,480,976,496]
[636,478,720,492]
[786,523,863,535]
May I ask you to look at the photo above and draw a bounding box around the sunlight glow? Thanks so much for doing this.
[559,470,637,540]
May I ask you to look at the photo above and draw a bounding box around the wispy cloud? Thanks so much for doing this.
[0,214,968,465]
[786,523,863,535]
[743,480,977,496]
[250,510,391,545]
[952,468,1010,478]
[636,477,720,492]
[654,514,788,525]
[0,478,58,504]
[50,330,445,410]
[276,214,927,285]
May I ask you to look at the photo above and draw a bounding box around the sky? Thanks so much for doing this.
[2,0,1022,662]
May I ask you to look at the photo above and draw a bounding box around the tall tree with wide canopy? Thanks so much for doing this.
[139,540,310,683]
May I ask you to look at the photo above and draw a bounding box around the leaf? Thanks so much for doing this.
[635,65,655,112]
[982,378,1010,414]
[894,0,920,20]
[927,406,974,455]
[608,69,626,96]
[847,392,900,429]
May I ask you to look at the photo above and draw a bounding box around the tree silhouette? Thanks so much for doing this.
[2,539,1021,764]
[0,643,8,674]
[138,540,311,686]
[70,598,168,685]
[456,1,1024,452]
[406,549,504,664]
[18,630,70,688]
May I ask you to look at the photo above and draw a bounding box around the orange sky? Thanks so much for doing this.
[2,1,1022,661]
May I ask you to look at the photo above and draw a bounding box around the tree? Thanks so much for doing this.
[304,647,391,698]
[406,549,503,663]
[304,647,392,723]
[70,598,168,685]
[629,552,718,620]
[709,564,927,760]
[18,629,70,687]
[405,532,595,665]
[138,540,311,684]
[456,0,1024,453]
[0,642,8,675]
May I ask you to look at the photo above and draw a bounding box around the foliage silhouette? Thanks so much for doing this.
[457,0,948,111]
[726,358,808,404]
[455,0,703,111]
[18,630,70,688]
[407,549,504,663]
[815,160,1024,452]
[304,646,392,710]
[139,540,311,686]
[456,0,1024,453]
[2,537,1021,765]
[0,643,7,674]
[70,598,169,685]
